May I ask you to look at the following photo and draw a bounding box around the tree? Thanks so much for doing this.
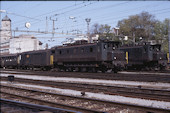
[156,18,170,53]
[91,23,101,34]
[90,23,115,40]
[117,12,157,42]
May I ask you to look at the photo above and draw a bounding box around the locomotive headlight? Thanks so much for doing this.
[114,57,117,60]
[160,57,162,60]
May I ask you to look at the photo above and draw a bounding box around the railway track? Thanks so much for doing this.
[1,98,81,113]
[1,86,105,113]
[1,69,170,83]
[1,77,170,102]
[2,68,170,74]
[1,85,170,113]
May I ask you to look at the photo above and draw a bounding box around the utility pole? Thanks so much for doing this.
[46,16,48,33]
[132,32,135,45]
[168,20,170,64]
[50,17,57,38]
[85,18,91,43]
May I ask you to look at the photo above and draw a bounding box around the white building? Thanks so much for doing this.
[9,34,42,54]
[0,15,42,55]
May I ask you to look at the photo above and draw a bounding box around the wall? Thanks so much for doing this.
[9,35,42,54]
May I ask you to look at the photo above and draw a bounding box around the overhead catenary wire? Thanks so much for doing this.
[39,1,130,34]
[2,1,170,38]
[1,1,150,29]
[42,7,170,32]
[10,1,96,34]
[11,1,90,26]
[7,12,41,21]
[14,1,97,30]
[38,1,167,32]
[7,2,167,29]
[11,8,170,37]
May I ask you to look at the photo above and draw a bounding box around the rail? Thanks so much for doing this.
[1,77,170,102]
[1,98,81,113]
[1,85,170,113]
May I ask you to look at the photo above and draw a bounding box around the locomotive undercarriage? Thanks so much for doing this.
[128,61,167,71]
[55,61,122,73]
[17,65,52,71]
[146,61,167,71]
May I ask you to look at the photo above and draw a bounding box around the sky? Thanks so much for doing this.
[1,0,170,48]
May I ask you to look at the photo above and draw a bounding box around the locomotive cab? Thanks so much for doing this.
[99,41,126,72]
[150,44,167,69]
[120,42,167,70]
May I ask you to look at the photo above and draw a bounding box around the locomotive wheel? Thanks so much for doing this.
[68,67,73,72]
[31,67,34,71]
[113,69,118,73]
[76,67,81,72]
[159,65,165,71]
[136,66,142,71]
[45,67,51,71]
[86,67,89,72]
[80,67,87,72]
[56,66,62,72]
[101,68,107,73]
[88,67,97,73]
[92,68,97,73]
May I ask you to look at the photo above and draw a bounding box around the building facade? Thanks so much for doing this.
[0,15,12,55]
[9,34,42,54]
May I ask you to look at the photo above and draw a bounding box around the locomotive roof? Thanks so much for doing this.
[150,44,161,46]
[56,41,121,49]
[101,40,120,43]
[121,42,162,48]
[57,43,97,49]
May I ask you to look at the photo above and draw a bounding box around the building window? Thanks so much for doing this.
[59,50,62,55]
[90,47,93,52]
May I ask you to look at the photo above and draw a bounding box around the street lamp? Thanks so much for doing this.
[69,16,75,19]
[85,18,91,43]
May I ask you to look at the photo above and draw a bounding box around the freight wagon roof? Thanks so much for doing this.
[21,49,52,54]
[0,54,18,57]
